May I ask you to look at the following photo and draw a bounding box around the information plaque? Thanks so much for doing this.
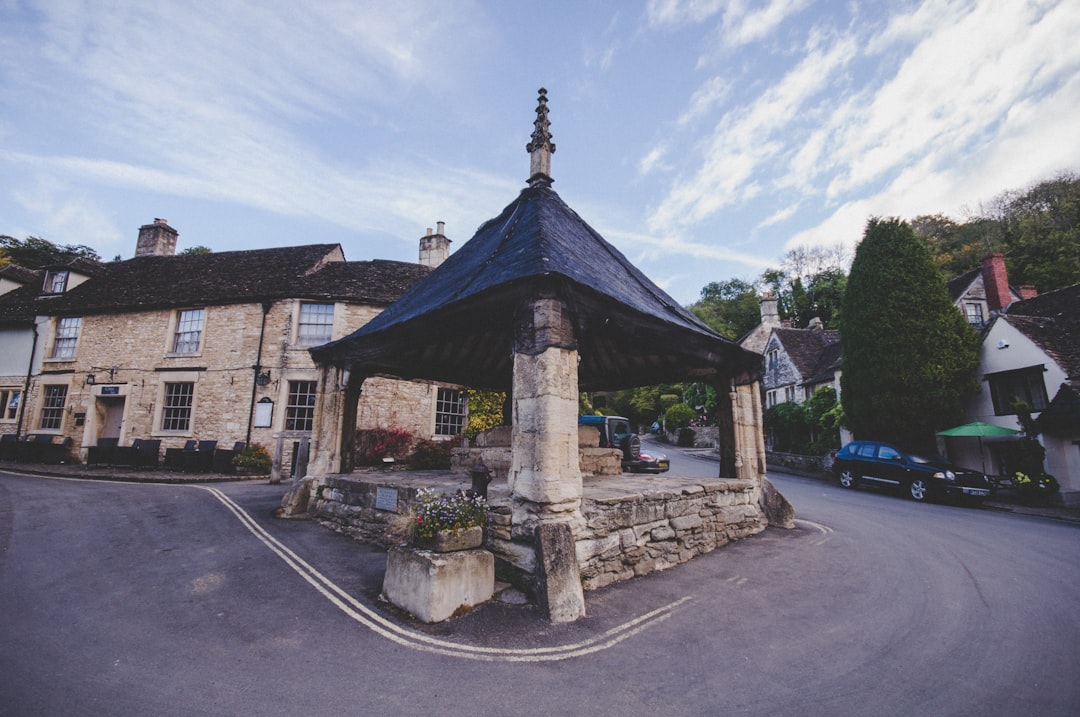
[374,486,398,512]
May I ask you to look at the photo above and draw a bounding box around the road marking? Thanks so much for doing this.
[7,471,694,661]
[795,518,833,534]
[196,485,693,662]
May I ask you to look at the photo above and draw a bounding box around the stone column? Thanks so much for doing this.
[713,379,738,479]
[732,379,766,483]
[307,364,351,476]
[509,295,586,623]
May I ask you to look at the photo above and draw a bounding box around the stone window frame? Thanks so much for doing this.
[49,316,82,360]
[296,302,335,346]
[0,388,22,423]
[434,387,466,436]
[38,383,68,431]
[168,308,206,356]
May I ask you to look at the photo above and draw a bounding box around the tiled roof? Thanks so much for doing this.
[948,267,980,302]
[772,327,840,383]
[1002,284,1080,379]
[34,244,429,315]
[0,263,41,285]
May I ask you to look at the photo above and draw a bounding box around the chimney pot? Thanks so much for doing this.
[436,221,445,235]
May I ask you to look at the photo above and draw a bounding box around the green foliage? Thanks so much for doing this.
[179,245,212,255]
[759,245,849,328]
[464,389,504,439]
[664,402,696,431]
[612,384,685,427]
[689,278,761,339]
[763,389,842,455]
[233,443,271,472]
[408,439,452,470]
[763,402,808,453]
[914,171,1080,292]
[354,426,413,465]
[0,235,101,268]
[840,218,980,452]
[411,489,488,540]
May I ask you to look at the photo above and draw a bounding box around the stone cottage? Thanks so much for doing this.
[0,219,461,475]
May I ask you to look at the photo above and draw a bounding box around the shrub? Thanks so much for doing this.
[233,443,271,473]
[408,439,453,470]
[354,427,413,466]
[665,402,696,431]
[676,427,697,447]
[411,489,488,540]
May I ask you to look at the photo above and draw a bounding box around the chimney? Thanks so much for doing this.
[760,292,780,327]
[981,253,1012,312]
[808,316,824,331]
[135,218,178,257]
[419,221,451,268]
[1018,285,1038,300]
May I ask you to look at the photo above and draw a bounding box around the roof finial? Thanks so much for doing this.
[526,87,555,187]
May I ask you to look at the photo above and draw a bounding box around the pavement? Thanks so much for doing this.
[3,446,1079,525]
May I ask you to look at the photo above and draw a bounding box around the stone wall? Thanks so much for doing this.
[308,472,768,594]
[766,450,832,477]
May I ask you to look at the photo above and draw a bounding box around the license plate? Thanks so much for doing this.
[963,487,990,496]
[658,461,669,469]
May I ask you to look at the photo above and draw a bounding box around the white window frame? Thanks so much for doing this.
[171,308,205,355]
[50,317,81,359]
[434,387,466,436]
[297,303,335,346]
[44,270,68,294]
[38,384,68,431]
[285,380,317,432]
[161,382,195,432]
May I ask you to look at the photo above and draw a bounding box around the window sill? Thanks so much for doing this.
[164,352,203,359]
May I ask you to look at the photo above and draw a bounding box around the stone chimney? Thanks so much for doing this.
[135,218,178,257]
[760,292,780,327]
[419,221,451,268]
[981,253,1012,312]
[1018,285,1038,300]
[808,316,824,331]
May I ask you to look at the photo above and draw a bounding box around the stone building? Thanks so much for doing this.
[0,219,460,475]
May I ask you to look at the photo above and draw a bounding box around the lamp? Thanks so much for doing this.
[256,370,271,386]
[86,374,96,385]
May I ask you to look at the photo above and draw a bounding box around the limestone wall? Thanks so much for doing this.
[308,472,768,594]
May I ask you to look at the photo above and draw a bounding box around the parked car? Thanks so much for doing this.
[579,415,670,473]
[833,440,990,504]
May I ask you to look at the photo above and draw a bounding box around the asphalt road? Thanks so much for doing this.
[2,453,1078,716]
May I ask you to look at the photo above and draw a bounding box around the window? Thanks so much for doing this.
[285,381,317,431]
[964,303,985,327]
[172,309,205,354]
[877,445,902,461]
[51,317,81,359]
[1,389,21,421]
[161,382,194,431]
[767,390,776,408]
[39,385,67,430]
[785,386,795,403]
[767,349,779,372]
[435,388,466,436]
[987,366,1048,415]
[44,270,68,294]
[298,303,334,345]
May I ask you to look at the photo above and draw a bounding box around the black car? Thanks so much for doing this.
[579,415,670,473]
[833,440,990,503]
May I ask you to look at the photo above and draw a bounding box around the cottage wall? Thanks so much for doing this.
[19,299,440,470]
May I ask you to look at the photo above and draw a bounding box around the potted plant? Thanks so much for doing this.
[410,488,488,552]
[233,443,272,475]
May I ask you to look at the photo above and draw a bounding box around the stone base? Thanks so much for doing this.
[382,546,495,623]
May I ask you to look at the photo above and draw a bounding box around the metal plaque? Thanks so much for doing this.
[374,486,398,512]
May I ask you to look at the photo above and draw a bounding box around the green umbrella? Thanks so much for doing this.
[937,421,1021,475]
[937,421,1021,437]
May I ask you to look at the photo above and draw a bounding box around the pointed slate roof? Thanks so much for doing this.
[312,183,760,392]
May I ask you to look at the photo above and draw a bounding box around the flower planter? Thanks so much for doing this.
[414,525,484,553]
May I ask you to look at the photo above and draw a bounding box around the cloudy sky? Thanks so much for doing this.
[2,0,1078,304]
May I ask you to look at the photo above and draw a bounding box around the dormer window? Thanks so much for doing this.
[44,270,69,294]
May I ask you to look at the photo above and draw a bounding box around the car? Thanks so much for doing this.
[579,415,670,473]
[833,440,991,504]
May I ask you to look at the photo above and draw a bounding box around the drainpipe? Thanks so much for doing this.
[15,321,40,438]
[246,302,273,446]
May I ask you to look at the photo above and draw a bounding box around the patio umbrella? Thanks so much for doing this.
[937,421,1021,474]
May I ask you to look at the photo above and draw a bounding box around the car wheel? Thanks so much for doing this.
[838,469,859,489]
[908,478,929,502]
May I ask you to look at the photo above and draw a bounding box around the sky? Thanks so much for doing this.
[2,0,1078,305]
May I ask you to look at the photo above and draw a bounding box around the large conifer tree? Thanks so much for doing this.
[839,218,980,451]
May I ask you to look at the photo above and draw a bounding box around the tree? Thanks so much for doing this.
[839,218,980,452]
[688,278,760,339]
[180,245,213,255]
[759,245,849,329]
[0,235,101,268]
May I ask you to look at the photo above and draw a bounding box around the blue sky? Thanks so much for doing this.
[2,0,1078,305]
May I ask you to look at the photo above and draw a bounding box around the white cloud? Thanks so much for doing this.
[721,0,811,48]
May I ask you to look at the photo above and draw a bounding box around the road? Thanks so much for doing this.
[2,455,1078,716]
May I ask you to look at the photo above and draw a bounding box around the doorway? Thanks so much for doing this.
[100,397,126,439]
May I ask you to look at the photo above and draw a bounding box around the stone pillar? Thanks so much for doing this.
[307,364,353,476]
[733,379,766,483]
[714,379,738,479]
[509,295,585,623]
